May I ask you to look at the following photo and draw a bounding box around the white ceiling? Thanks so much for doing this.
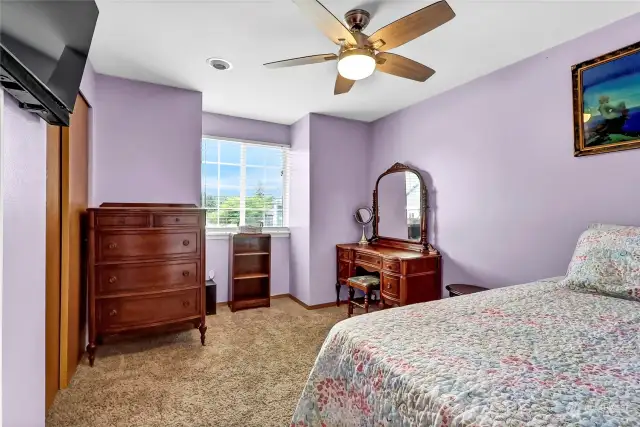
[89,0,640,125]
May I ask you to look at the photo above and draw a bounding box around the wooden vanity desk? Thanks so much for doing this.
[336,163,442,308]
[336,243,441,307]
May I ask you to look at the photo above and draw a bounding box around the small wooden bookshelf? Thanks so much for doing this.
[228,233,271,312]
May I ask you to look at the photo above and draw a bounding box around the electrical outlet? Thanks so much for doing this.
[208,269,215,280]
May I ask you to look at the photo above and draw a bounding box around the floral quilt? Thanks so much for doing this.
[291,278,640,427]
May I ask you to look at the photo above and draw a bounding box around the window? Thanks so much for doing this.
[201,137,289,230]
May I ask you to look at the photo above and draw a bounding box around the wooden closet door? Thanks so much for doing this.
[60,95,89,388]
[45,125,62,410]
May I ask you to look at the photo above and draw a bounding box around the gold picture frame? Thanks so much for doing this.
[572,41,640,157]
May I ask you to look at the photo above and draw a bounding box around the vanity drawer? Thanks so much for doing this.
[382,274,400,298]
[96,260,199,296]
[97,288,200,332]
[96,214,149,229]
[382,259,401,273]
[97,230,200,262]
[338,260,352,281]
[338,248,351,261]
[355,252,381,268]
[153,213,200,228]
[406,257,439,275]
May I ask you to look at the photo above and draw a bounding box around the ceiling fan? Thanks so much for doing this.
[264,0,456,95]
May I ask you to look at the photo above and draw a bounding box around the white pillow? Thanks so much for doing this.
[561,225,640,302]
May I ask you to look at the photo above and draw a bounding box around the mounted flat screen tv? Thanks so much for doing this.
[0,0,99,126]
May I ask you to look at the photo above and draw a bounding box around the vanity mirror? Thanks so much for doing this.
[354,206,373,245]
[372,162,435,252]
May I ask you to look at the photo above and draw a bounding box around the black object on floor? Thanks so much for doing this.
[206,280,217,315]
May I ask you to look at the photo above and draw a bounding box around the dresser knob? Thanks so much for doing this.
[183,239,190,246]
[182,271,190,277]
[108,276,117,284]
[386,284,392,289]
[109,309,118,317]
[108,242,118,249]
[175,217,180,222]
[182,301,190,307]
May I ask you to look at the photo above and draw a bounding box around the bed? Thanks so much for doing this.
[291,277,640,426]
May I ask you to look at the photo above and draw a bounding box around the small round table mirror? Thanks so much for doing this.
[354,207,373,245]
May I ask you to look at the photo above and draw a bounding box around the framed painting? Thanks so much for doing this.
[572,41,640,157]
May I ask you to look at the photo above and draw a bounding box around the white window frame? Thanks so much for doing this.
[201,135,290,239]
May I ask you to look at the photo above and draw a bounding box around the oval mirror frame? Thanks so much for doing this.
[354,206,373,225]
[372,162,437,253]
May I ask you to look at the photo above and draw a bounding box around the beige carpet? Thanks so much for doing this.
[46,298,345,427]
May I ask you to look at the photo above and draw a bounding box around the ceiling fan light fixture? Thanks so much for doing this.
[337,48,376,81]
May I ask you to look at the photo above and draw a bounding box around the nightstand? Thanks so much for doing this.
[445,284,488,297]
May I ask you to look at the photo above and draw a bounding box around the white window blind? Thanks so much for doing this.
[201,137,290,229]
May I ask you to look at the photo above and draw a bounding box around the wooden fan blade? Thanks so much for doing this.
[334,74,355,95]
[292,0,357,46]
[368,0,455,52]
[376,52,435,82]
[264,54,337,69]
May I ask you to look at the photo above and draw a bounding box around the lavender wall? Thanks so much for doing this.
[2,97,46,427]
[0,61,96,427]
[92,74,202,205]
[202,112,290,146]
[309,114,371,305]
[371,13,640,289]
[289,115,311,303]
[0,91,4,425]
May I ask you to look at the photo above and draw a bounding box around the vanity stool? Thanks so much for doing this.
[347,275,380,318]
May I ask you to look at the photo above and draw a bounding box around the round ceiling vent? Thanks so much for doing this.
[206,58,232,71]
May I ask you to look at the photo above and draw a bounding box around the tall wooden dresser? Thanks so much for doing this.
[85,203,207,366]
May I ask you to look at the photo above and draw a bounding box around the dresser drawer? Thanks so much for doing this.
[97,288,200,332]
[153,213,200,228]
[355,252,381,268]
[96,260,199,296]
[382,259,400,273]
[382,274,400,298]
[97,230,200,262]
[96,214,149,228]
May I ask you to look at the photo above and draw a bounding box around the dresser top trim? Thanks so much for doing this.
[337,243,440,260]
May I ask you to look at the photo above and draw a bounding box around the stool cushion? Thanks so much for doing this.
[347,275,380,288]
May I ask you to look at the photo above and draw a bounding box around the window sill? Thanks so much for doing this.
[206,229,290,240]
